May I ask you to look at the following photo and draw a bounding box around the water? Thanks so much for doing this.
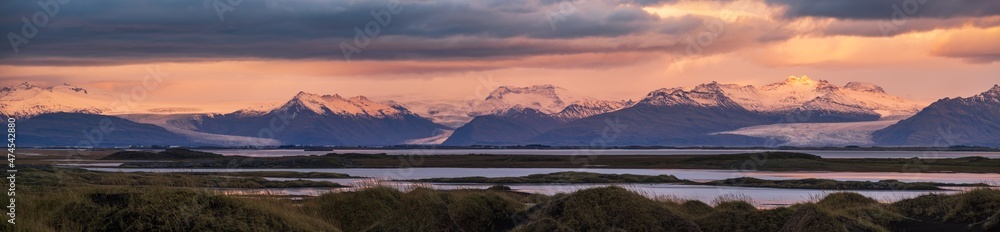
[82,167,1000,185]
[220,180,965,208]
[189,149,1000,159]
[83,166,998,207]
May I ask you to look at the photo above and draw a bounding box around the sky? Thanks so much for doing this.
[1,0,999,112]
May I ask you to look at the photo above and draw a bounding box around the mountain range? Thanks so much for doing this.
[180,92,447,146]
[0,82,115,119]
[5,77,997,147]
[873,85,1000,147]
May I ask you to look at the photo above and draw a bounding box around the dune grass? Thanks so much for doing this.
[893,188,1000,231]
[8,167,1000,231]
[2,186,339,232]
[306,187,532,232]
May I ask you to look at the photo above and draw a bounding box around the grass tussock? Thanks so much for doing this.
[4,186,338,232]
[306,187,532,232]
[893,188,1000,231]
[7,171,1000,232]
[513,186,701,232]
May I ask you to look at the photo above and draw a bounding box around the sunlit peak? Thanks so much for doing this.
[785,75,816,85]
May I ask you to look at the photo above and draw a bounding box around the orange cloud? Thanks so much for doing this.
[932,27,1000,63]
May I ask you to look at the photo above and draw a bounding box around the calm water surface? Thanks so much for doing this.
[83,167,1000,185]
[83,166,1000,207]
[217,180,971,208]
[189,149,1000,159]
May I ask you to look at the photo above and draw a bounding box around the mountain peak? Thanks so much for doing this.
[281,92,407,117]
[350,95,370,102]
[2,82,37,92]
[977,84,1000,100]
[0,82,112,118]
[472,85,580,116]
[693,82,725,93]
[293,91,317,99]
[16,82,35,89]
[844,82,886,93]
[784,75,815,85]
[487,85,561,99]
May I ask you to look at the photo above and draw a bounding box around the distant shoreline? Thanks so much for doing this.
[23,145,1000,152]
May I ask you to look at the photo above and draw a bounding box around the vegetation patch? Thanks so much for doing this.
[893,188,1000,231]
[7,178,1000,232]
[306,187,532,232]
[100,148,225,160]
[119,153,359,168]
[2,187,339,232]
[513,186,702,232]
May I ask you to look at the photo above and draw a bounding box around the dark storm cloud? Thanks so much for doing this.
[768,0,1000,20]
[0,0,703,65]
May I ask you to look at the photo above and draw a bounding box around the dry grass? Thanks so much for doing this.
[6,167,1000,232]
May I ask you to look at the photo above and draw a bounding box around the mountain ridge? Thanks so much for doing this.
[873,84,1000,147]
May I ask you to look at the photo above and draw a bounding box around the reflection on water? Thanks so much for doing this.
[187,149,1000,159]
[81,166,999,208]
[83,167,1000,185]
[218,178,978,208]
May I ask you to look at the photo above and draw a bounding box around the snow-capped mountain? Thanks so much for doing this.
[468,85,631,120]
[186,91,447,146]
[874,85,1000,147]
[0,82,115,118]
[554,99,634,120]
[398,85,633,129]
[442,85,632,145]
[266,91,411,118]
[636,76,924,120]
[469,85,585,116]
[639,84,743,109]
